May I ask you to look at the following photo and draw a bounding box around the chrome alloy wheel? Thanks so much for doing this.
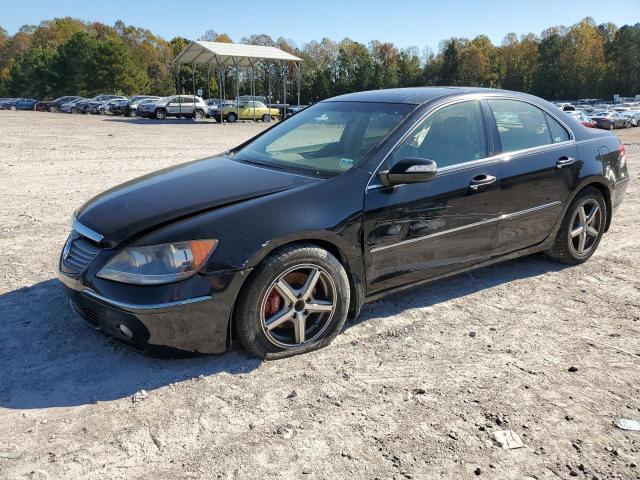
[569,199,602,256]
[260,264,337,348]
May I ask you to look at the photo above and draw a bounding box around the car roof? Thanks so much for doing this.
[324,86,520,105]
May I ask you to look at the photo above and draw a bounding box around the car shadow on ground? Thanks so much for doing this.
[0,279,261,410]
[103,117,216,125]
[0,254,567,410]
[349,253,568,327]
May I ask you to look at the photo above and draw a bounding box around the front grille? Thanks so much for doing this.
[62,235,101,276]
[79,307,101,327]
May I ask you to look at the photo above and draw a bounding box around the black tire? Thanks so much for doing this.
[625,121,632,129]
[608,122,614,130]
[235,244,350,359]
[194,109,205,120]
[226,112,237,123]
[154,108,166,120]
[545,187,606,265]
[50,106,58,113]
[262,114,271,122]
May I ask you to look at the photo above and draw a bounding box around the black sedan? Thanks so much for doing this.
[59,87,629,358]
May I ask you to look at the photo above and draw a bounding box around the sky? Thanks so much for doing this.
[2,0,639,51]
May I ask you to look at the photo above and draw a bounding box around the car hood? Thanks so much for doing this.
[75,156,320,244]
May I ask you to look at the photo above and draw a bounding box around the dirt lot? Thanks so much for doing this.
[0,111,639,480]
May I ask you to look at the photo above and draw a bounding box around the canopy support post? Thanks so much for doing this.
[232,57,240,119]
[207,64,211,101]
[282,61,287,119]
[214,55,224,125]
[249,58,256,123]
[177,62,182,118]
[192,63,196,120]
[296,62,301,109]
[267,62,272,122]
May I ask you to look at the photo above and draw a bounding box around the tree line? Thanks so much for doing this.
[0,17,638,103]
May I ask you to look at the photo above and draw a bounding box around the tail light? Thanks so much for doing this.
[619,142,626,167]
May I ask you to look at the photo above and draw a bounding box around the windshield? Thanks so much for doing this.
[235,101,413,175]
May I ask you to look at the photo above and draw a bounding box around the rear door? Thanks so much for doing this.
[363,99,501,294]
[486,98,578,254]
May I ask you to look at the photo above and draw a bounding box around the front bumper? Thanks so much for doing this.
[59,266,251,355]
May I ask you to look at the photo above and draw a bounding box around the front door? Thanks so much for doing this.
[485,98,578,254]
[363,100,501,294]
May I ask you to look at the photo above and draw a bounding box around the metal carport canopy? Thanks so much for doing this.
[174,40,302,66]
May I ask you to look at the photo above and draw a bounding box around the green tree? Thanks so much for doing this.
[6,46,56,97]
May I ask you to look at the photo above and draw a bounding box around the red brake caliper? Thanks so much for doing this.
[264,289,282,317]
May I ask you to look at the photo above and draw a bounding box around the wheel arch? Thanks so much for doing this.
[580,181,612,232]
[227,237,366,347]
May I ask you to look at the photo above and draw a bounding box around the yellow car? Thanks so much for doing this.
[221,101,280,122]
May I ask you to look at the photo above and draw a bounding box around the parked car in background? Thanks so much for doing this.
[74,95,125,114]
[15,98,39,110]
[36,96,82,112]
[591,111,631,130]
[568,110,597,128]
[58,87,629,358]
[60,98,85,113]
[218,100,280,122]
[111,96,160,117]
[235,95,268,104]
[96,98,126,115]
[0,98,18,110]
[618,111,640,127]
[138,95,208,120]
[87,96,127,114]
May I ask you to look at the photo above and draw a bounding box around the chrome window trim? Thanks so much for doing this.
[73,218,104,243]
[366,94,577,191]
[369,201,561,253]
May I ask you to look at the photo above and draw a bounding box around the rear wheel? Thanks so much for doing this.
[50,106,58,113]
[194,109,205,120]
[625,121,632,128]
[609,122,614,130]
[546,187,606,264]
[262,114,271,122]
[226,112,238,123]
[154,108,166,120]
[10,106,16,111]
[235,244,350,359]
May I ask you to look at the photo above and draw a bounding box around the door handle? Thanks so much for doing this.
[556,156,576,168]
[469,174,497,191]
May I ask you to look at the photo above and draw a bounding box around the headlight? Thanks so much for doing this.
[96,240,218,285]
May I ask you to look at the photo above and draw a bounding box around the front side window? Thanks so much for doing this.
[235,102,413,175]
[389,100,487,169]
[488,99,553,152]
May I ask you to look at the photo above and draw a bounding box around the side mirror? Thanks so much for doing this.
[379,158,437,186]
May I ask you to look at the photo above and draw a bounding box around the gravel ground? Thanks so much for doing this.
[0,111,639,480]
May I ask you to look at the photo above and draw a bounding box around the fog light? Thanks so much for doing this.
[117,324,133,340]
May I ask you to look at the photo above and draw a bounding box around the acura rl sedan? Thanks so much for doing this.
[59,87,629,359]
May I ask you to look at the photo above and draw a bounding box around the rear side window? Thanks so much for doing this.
[390,100,487,168]
[546,114,570,143]
[488,99,552,152]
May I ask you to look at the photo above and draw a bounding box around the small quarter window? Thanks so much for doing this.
[546,114,570,143]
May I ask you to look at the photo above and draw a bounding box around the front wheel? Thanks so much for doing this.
[235,244,350,359]
[609,122,614,130]
[194,109,205,120]
[154,109,166,120]
[262,114,271,122]
[545,187,606,265]
[226,112,237,123]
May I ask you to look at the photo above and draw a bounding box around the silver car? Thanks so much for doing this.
[140,95,208,120]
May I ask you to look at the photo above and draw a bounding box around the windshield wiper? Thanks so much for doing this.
[235,157,287,171]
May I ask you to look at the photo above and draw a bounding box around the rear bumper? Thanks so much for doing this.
[59,268,251,355]
[612,176,630,213]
